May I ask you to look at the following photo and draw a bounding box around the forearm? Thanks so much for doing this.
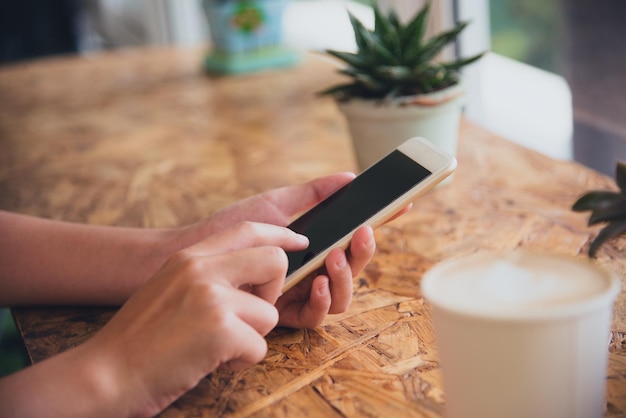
[0,343,147,418]
[0,211,185,306]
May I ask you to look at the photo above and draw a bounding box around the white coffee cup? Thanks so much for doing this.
[421,250,620,418]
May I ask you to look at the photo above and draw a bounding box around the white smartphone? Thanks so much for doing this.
[282,137,457,293]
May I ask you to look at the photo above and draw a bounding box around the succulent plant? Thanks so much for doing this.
[572,161,626,257]
[318,3,484,101]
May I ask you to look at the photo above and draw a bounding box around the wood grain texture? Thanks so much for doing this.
[1,46,624,417]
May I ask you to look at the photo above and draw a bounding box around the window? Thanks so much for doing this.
[457,0,626,174]
[489,0,565,74]
[454,0,573,161]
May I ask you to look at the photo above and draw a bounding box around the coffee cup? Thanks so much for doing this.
[421,250,620,418]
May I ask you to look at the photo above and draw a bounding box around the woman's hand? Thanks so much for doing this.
[0,221,311,418]
[275,225,376,329]
[0,174,412,417]
[181,173,408,329]
[178,174,374,328]
[78,223,308,416]
[190,173,359,235]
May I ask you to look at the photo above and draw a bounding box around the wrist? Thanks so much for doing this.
[170,221,214,251]
[117,227,185,300]
[0,343,140,418]
[72,338,160,418]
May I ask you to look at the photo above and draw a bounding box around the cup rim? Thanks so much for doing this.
[421,250,621,322]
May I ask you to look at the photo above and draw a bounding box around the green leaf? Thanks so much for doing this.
[386,7,403,36]
[375,65,412,81]
[354,73,387,91]
[373,5,401,56]
[441,52,485,71]
[348,11,399,65]
[409,21,469,65]
[616,161,626,194]
[324,50,371,69]
[363,31,400,65]
[348,11,369,52]
[319,4,484,100]
[588,220,626,257]
[588,199,626,225]
[316,82,362,98]
[572,191,623,212]
[383,85,402,100]
[401,2,430,51]
[338,67,360,77]
[406,63,433,78]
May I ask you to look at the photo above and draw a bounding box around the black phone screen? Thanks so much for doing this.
[286,150,432,275]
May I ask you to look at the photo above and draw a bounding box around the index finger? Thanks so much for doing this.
[213,246,289,304]
[184,222,309,257]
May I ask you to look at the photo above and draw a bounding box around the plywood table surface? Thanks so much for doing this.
[0,46,624,417]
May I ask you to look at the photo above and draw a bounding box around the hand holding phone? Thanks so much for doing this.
[283,137,457,293]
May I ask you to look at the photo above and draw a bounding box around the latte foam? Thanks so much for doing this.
[422,251,616,319]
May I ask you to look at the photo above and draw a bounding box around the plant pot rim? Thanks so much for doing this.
[337,81,465,121]
[337,81,465,108]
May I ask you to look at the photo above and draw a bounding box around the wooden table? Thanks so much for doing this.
[1,46,624,417]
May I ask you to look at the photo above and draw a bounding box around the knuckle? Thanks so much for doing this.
[171,252,206,278]
[209,304,235,331]
[167,249,194,266]
[251,340,269,363]
[194,284,235,321]
[196,280,224,302]
[235,221,260,237]
[246,304,279,338]
[264,306,279,332]
[269,311,279,332]
[264,246,288,273]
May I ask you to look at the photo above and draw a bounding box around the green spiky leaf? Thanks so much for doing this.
[572,191,624,212]
[316,82,360,97]
[349,11,369,52]
[400,3,430,51]
[588,199,626,225]
[407,21,469,65]
[354,73,387,91]
[375,65,412,81]
[318,3,485,100]
[589,220,626,258]
[385,7,402,35]
[324,50,371,70]
[373,5,401,56]
[573,161,626,257]
[442,53,486,71]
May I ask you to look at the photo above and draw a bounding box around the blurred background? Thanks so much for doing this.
[1,0,625,375]
[3,0,624,168]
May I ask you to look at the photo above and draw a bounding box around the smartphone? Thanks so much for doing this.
[282,137,457,293]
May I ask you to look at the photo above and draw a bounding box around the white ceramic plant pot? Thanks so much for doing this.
[338,83,465,170]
